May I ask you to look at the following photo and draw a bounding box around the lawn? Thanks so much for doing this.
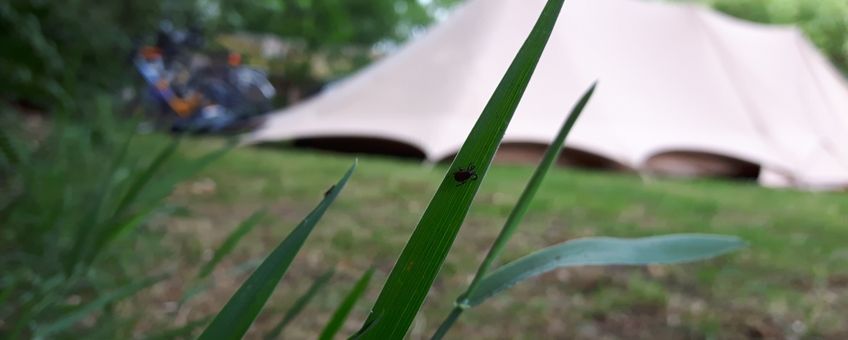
[139,138,848,339]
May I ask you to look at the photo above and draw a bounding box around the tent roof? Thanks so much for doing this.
[246,0,848,190]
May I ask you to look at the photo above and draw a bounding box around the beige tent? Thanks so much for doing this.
[245,0,848,190]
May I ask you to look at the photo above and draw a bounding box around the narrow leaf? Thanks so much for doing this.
[465,234,746,307]
[143,316,213,340]
[264,269,335,340]
[66,128,137,273]
[432,83,596,340]
[135,141,233,208]
[319,268,374,340]
[197,209,267,280]
[36,273,167,337]
[86,203,160,266]
[0,126,21,166]
[198,161,356,340]
[114,138,180,215]
[355,1,566,338]
[466,83,596,297]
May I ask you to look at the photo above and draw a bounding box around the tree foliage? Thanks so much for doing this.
[0,0,460,110]
[686,0,848,73]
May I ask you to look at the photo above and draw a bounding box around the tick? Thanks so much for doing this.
[324,185,336,197]
[452,163,478,186]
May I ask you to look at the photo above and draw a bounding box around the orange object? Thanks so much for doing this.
[140,46,162,60]
[155,79,170,90]
[170,93,203,117]
[228,53,242,66]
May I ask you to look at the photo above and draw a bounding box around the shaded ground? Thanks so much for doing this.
[137,139,848,339]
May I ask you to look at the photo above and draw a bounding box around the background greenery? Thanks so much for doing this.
[683,0,848,73]
[2,0,845,111]
[2,0,847,338]
[0,0,459,110]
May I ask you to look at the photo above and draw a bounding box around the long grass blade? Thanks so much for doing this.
[465,234,746,307]
[177,210,268,308]
[134,141,233,209]
[0,126,21,166]
[431,83,596,340]
[354,1,566,338]
[264,269,335,340]
[82,141,232,268]
[114,138,180,216]
[198,209,267,280]
[65,128,138,275]
[85,203,160,266]
[143,316,213,340]
[35,273,167,338]
[466,83,596,297]
[318,268,374,340]
[198,161,356,340]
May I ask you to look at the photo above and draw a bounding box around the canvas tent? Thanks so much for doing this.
[245,0,848,190]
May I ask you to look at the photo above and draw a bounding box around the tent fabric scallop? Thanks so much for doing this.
[245,0,848,190]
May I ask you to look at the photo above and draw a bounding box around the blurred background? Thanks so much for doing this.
[1,0,847,339]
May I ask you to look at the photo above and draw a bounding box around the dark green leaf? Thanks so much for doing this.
[319,268,374,340]
[198,161,356,340]
[143,316,212,340]
[36,273,167,337]
[355,0,566,338]
[114,138,179,216]
[264,269,335,340]
[465,83,596,295]
[197,209,268,281]
[432,83,596,340]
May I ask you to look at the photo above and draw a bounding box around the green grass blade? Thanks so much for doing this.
[35,273,167,338]
[198,161,356,340]
[114,138,180,216]
[178,210,268,309]
[134,141,233,209]
[465,82,596,297]
[143,316,213,340]
[65,129,138,275]
[264,269,335,340]
[8,277,64,340]
[354,1,566,338]
[432,83,596,340]
[465,234,747,307]
[318,268,374,340]
[85,203,160,266]
[197,209,268,280]
[82,140,232,269]
[0,126,22,166]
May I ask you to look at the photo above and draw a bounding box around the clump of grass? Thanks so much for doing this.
[0,99,229,339]
[196,0,745,339]
[2,0,747,338]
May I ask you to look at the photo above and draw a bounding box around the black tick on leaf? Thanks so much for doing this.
[453,163,478,186]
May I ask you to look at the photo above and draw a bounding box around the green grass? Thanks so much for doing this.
[148,138,848,338]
